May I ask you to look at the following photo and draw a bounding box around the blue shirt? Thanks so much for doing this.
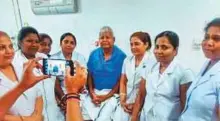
[180,60,220,121]
[87,45,126,90]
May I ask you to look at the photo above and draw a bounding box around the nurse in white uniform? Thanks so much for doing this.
[113,32,156,121]
[38,33,53,57]
[12,27,63,121]
[50,32,86,115]
[0,30,44,120]
[180,18,220,121]
[142,31,195,121]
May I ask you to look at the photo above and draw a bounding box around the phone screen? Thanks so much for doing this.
[43,59,74,76]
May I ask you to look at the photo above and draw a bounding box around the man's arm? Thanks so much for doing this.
[97,76,121,102]
[104,79,120,99]
[87,72,95,96]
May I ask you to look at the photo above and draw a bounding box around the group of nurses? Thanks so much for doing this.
[0,28,45,120]
[1,27,86,121]
[2,17,220,121]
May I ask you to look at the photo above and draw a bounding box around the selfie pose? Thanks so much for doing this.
[0,30,87,121]
[0,30,49,121]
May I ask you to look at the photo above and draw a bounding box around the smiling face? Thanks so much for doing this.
[38,37,52,55]
[20,33,40,59]
[202,26,220,61]
[154,36,177,64]
[130,36,148,57]
[0,34,14,67]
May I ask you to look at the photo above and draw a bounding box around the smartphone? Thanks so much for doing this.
[42,58,74,76]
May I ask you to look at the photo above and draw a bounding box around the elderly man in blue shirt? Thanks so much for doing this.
[82,26,126,121]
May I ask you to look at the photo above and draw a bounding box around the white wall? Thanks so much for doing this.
[1,0,220,73]
[0,0,20,46]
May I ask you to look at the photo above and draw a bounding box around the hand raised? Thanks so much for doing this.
[19,58,49,91]
[64,62,87,94]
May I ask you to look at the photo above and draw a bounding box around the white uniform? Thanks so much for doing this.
[0,63,41,116]
[142,58,195,121]
[180,60,220,121]
[112,52,156,121]
[12,50,64,121]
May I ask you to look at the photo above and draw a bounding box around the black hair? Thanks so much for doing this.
[204,18,220,32]
[60,32,77,45]
[130,31,152,50]
[155,31,179,49]
[39,33,52,44]
[17,26,39,49]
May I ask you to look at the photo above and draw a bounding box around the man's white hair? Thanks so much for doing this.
[99,26,114,37]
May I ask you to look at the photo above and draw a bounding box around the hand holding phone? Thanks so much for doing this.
[64,62,87,94]
[42,59,74,76]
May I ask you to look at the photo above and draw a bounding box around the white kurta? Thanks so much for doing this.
[12,50,64,121]
[142,58,195,121]
[82,89,119,121]
[0,64,41,116]
[113,52,156,121]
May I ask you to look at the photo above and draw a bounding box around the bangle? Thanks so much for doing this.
[60,93,80,104]
[120,93,126,96]
[66,95,80,101]
[65,93,80,101]
[61,95,66,102]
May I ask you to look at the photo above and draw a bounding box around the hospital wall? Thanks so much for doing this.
[1,0,220,73]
